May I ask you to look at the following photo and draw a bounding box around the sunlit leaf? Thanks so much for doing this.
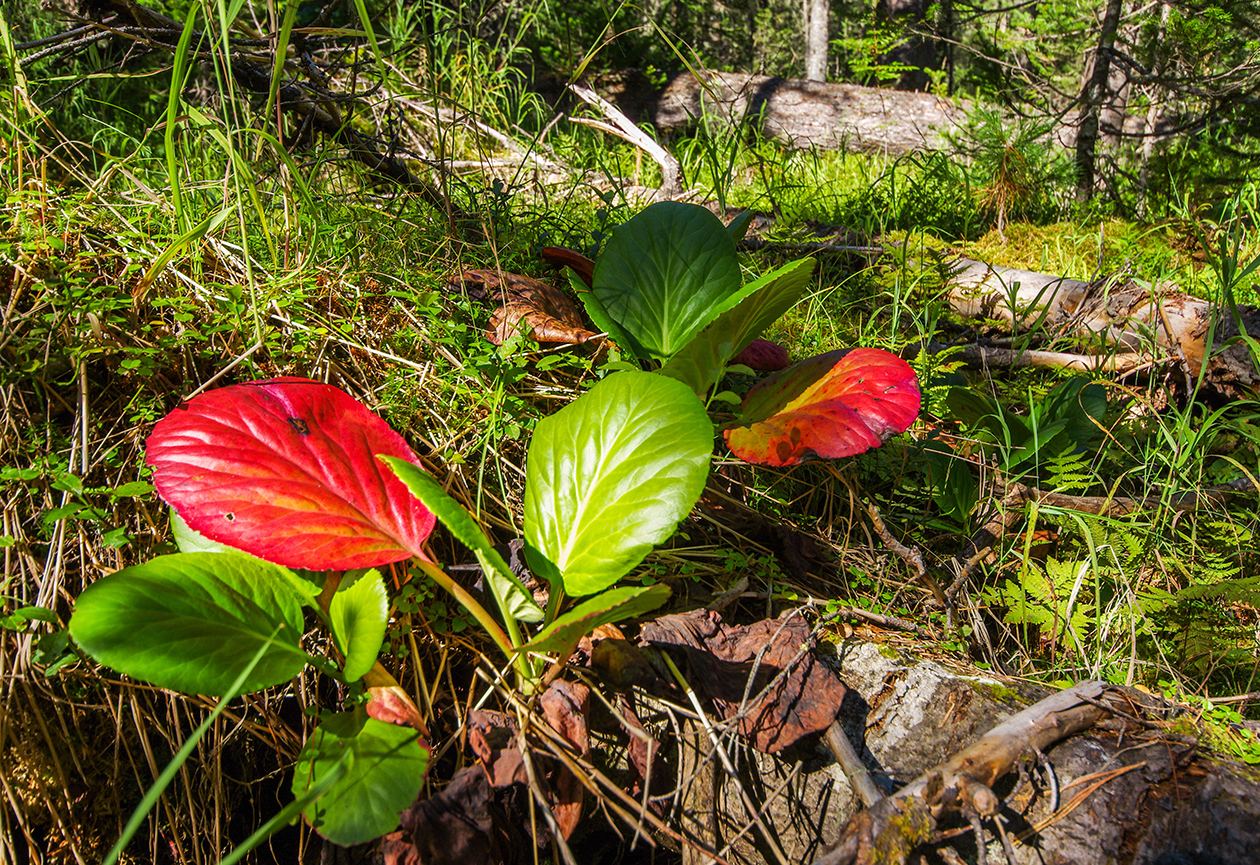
[147,378,435,571]
[69,551,309,695]
[293,710,429,846]
[519,585,671,658]
[524,371,712,597]
[725,348,920,466]
[171,510,234,554]
[330,569,388,682]
[590,202,746,361]
[660,257,814,394]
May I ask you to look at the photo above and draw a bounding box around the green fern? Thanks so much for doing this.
[987,557,1093,653]
[1044,447,1094,495]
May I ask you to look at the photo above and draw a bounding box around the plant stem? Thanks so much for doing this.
[413,558,515,660]
[104,628,280,865]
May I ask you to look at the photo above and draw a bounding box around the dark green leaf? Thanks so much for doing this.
[591,202,744,360]
[112,481,156,498]
[69,551,310,695]
[524,371,712,596]
[33,630,72,667]
[571,271,640,361]
[1038,379,1106,449]
[293,710,429,846]
[0,605,56,629]
[726,209,756,242]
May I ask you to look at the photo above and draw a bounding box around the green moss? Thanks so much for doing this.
[967,678,1023,705]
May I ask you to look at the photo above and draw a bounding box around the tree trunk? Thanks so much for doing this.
[1075,0,1125,202]
[874,0,941,91]
[804,0,829,82]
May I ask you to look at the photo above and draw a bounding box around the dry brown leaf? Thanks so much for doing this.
[448,268,599,346]
[640,609,847,753]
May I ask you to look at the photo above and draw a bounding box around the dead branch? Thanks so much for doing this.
[811,681,1113,865]
[944,257,1260,397]
[863,500,945,607]
[924,342,1153,373]
[27,0,463,222]
[823,721,883,809]
[568,82,682,198]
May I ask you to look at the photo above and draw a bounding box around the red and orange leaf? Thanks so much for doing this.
[147,378,435,570]
[724,348,920,466]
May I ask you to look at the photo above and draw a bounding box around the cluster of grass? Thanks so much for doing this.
[2,1,1260,861]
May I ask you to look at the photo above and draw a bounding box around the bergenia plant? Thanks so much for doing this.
[571,201,922,465]
[67,371,712,855]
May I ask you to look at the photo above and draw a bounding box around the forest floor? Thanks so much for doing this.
[2,43,1260,862]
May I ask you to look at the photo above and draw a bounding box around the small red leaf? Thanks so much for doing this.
[540,247,596,288]
[732,338,790,371]
[724,348,920,466]
[147,378,435,570]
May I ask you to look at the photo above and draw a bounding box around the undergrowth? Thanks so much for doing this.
[1,1,1259,862]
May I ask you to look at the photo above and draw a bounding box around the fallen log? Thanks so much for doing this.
[672,640,1260,865]
[651,71,965,154]
[815,678,1260,865]
[944,257,1260,397]
[729,222,1259,396]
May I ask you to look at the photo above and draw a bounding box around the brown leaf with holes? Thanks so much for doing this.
[591,637,662,692]
[539,679,589,839]
[468,710,526,788]
[617,694,673,805]
[640,609,846,753]
[448,268,600,346]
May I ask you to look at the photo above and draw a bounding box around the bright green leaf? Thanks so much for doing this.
[112,481,156,498]
[380,457,543,623]
[329,569,388,681]
[171,510,234,554]
[293,710,429,846]
[520,584,671,658]
[524,371,712,597]
[69,551,310,695]
[660,257,814,395]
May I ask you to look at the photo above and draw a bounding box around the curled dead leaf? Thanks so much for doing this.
[363,664,428,735]
[398,766,533,865]
[640,609,846,753]
[447,268,601,346]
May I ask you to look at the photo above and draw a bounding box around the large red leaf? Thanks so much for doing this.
[724,348,920,466]
[147,378,435,570]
